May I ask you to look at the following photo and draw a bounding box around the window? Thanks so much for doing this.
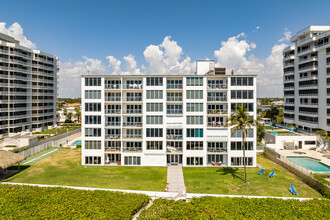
[123,142,142,151]
[106,117,121,126]
[167,92,182,101]
[207,92,226,101]
[167,104,182,114]
[231,129,254,138]
[186,141,203,150]
[146,116,163,124]
[85,78,101,86]
[146,90,163,99]
[85,128,101,137]
[167,79,183,89]
[146,103,163,112]
[85,90,101,99]
[105,129,121,139]
[231,90,254,99]
[231,157,253,166]
[186,128,203,138]
[305,141,316,145]
[124,156,141,165]
[125,92,142,101]
[187,103,203,112]
[85,156,101,165]
[207,104,227,114]
[230,141,253,150]
[147,141,163,150]
[166,129,183,139]
[167,141,183,151]
[85,141,101,149]
[85,103,101,112]
[207,155,223,164]
[207,79,227,89]
[106,92,121,101]
[146,128,163,137]
[105,80,121,89]
[231,77,254,86]
[231,103,254,112]
[186,157,203,166]
[85,116,101,124]
[147,77,163,86]
[186,90,203,99]
[186,116,203,125]
[186,77,203,86]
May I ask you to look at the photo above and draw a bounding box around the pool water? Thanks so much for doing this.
[73,140,81,145]
[287,157,330,172]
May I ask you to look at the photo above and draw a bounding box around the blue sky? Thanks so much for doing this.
[1,0,330,97]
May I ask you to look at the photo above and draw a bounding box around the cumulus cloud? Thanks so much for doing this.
[0,22,36,49]
[214,30,291,97]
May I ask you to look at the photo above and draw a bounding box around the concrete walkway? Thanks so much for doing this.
[21,148,63,165]
[167,165,186,197]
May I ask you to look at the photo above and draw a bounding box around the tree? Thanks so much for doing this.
[265,105,279,122]
[65,112,73,123]
[63,108,68,116]
[276,108,284,124]
[56,113,60,121]
[316,130,329,152]
[226,105,255,183]
[256,118,265,142]
[74,107,81,123]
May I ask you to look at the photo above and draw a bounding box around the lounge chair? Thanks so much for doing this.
[211,161,216,166]
[290,185,298,195]
[269,171,275,178]
[258,169,265,175]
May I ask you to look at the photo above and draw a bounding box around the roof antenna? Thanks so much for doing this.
[87,70,90,75]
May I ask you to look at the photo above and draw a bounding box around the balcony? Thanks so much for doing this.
[299,93,318,97]
[105,109,121,114]
[299,103,318,107]
[9,51,32,59]
[283,62,294,67]
[299,84,318,88]
[167,110,183,115]
[105,97,121,102]
[123,97,142,102]
[105,122,121,127]
[284,70,294,75]
[122,84,143,90]
[122,134,142,139]
[122,109,142,114]
[166,146,183,153]
[299,75,318,81]
[123,122,142,127]
[105,147,121,152]
[207,109,228,115]
[298,46,316,55]
[284,86,294,90]
[207,85,227,90]
[105,84,121,89]
[299,65,317,72]
[34,57,54,64]
[166,97,183,102]
[167,84,183,89]
[283,55,295,61]
[299,111,318,116]
[208,122,225,127]
[283,109,294,113]
[105,135,121,140]
[123,147,142,152]
[207,97,227,102]
[207,147,227,153]
[298,56,317,64]
[299,119,318,124]
[166,134,183,140]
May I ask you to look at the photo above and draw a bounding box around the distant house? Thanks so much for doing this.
[271,101,284,106]
[66,103,82,110]
[58,103,81,123]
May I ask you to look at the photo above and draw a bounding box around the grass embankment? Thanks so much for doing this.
[138,197,330,219]
[5,149,167,191]
[0,184,149,219]
[183,154,322,198]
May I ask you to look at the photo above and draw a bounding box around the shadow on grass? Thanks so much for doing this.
[216,167,244,181]
[1,165,30,182]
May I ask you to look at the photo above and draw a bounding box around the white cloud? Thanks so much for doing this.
[0,22,36,49]
[279,28,292,42]
[256,26,261,30]
[123,54,141,75]
[58,57,106,97]
[106,56,121,74]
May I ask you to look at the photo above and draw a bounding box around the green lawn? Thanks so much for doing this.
[183,154,322,198]
[4,149,167,191]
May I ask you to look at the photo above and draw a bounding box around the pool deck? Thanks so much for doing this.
[275,149,330,167]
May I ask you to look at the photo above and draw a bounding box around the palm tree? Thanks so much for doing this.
[74,107,81,123]
[226,105,255,183]
[66,112,73,123]
[316,130,328,151]
[63,108,68,116]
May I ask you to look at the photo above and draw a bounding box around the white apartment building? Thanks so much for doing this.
[0,33,58,136]
[81,61,257,167]
[283,25,330,132]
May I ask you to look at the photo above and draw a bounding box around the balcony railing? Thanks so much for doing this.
[105,84,121,89]
[105,147,121,152]
[105,122,121,126]
[207,148,227,153]
[167,110,183,114]
[105,97,121,102]
[166,146,183,152]
[207,110,228,114]
[300,103,318,106]
[122,109,142,114]
[123,97,142,102]
[123,147,142,152]
[122,134,142,139]
[167,84,183,89]
[299,65,317,71]
[207,85,227,89]
[299,119,318,124]
[105,109,121,114]
[299,111,318,115]
[207,97,227,102]
[208,122,225,127]
[123,122,142,127]
[299,93,318,97]
[122,84,143,89]
[105,135,121,139]
[166,135,183,140]
[299,84,317,88]
[167,97,183,102]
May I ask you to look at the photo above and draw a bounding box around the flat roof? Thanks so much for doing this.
[81,73,258,77]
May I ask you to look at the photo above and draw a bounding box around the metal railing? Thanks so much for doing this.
[166,135,183,140]
[167,110,183,114]
[123,122,143,127]
[166,97,183,102]
[207,97,227,102]
[105,109,121,114]
[122,84,143,89]
[122,134,142,139]
[123,97,142,102]
[105,84,121,89]
[167,84,183,89]
[207,148,227,152]
[208,122,225,127]
[105,97,121,102]
[122,109,142,114]
[207,85,227,89]
[105,147,121,152]
[207,110,228,114]
[105,122,121,126]
[105,135,121,139]
[123,147,142,152]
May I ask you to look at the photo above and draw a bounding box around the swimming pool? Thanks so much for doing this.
[287,157,330,172]
[72,140,81,145]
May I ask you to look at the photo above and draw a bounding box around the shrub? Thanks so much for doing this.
[76,144,81,148]
[313,173,330,187]
[5,145,16,148]
[138,197,330,219]
[0,184,150,219]
[10,146,30,153]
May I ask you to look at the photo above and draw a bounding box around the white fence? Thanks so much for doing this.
[18,129,81,158]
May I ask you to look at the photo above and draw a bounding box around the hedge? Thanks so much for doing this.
[0,184,150,219]
[138,197,330,219]
[313,173,330,187]
[4,145,16,148]
[264,150,330,199]
[10,145,30,153]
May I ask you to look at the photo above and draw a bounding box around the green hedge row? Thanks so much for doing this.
[10,145,30,153]
[313,173,330,187]
[264,150,330,199]
[138,197,330,219]
[0,184,150,220]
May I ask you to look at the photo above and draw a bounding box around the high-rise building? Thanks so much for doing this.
[81,60,257,167]
[283,26,330,132]
[0,33,58,136]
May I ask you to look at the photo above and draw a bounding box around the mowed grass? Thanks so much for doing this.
[183,154,322,198]
[4,149,167,191]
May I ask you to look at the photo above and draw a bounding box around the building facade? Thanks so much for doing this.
[81,61,257,167]
[0,33,58,136]
[283,26,330,132]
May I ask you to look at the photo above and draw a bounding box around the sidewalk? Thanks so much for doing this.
[167,165,186,197]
